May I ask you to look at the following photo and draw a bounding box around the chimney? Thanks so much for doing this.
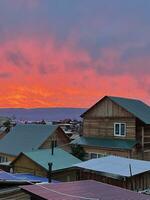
[48,162,53,183]
[51,140,54,155]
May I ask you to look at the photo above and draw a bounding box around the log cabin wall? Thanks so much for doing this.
[12,154,47,177]
[78,169,150,190]
[136,119,150,160]
[83,146,131,158]
[39,128,70,151]
[83,97,136,139]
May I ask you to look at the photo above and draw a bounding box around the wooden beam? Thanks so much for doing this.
[141,127,144,160]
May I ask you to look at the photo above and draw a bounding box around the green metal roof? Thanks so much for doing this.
[109,96,150,124]
[71,136,138,150]
[23,148,81,171]
[0,124,58,156]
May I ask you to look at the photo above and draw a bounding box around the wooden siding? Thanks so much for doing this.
[12,154,76,182]
[52,169,77,182]
[83,117,136,139]
[0,188,30,200]
[77,169,150,191]
[84,146,131,158]
[13,154,47,177]
[136,120,150,160]
[82,97,136,139]
[40,128,70,151]
[84,97,133,118]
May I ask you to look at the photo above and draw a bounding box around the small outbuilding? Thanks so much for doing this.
[11,148,81,182]
[74,155,150,190]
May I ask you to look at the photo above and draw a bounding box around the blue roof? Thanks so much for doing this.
[0,124,58,156]
[0,171,57,183]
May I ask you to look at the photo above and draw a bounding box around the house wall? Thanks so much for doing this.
[77,169,150,190]
[0,188,30,200]
[0,152,15,163]
[83,117,136,139]
[136,119,150,160]
[12,154,75,182]
[83,146,131,159]
[83,97,136,139]
[12,154,47,177]
[40,128,70,152]
[52,169,77,182]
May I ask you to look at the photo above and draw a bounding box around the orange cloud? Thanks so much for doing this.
[0,36,150,108]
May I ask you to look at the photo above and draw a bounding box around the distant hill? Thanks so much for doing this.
[0,108,86,121]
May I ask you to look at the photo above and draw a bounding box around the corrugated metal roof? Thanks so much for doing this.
[23,148,81,171]
[0,124,58,156]
[71,136,138,150]
[109,96,150,124]
[74,155,150,177]
[20,180,148,200]
[0,171,50,183]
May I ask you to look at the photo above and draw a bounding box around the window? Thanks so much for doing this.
[91,153,97,159]
[114,123,126,136]
[0,156,7,163]
[90,153,107,159]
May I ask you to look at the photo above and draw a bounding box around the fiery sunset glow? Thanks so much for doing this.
[0,0,150,108]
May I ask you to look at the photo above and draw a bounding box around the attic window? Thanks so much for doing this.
[114,123,126,136]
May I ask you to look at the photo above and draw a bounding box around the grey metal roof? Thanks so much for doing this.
[109,96,150,124]
[0,124,58,156]
[74,155,150,177]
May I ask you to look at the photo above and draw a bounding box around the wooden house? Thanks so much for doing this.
[0,124,70,163]
[74,155,150,191]
[71,96,150,160]
[11,148,81,182]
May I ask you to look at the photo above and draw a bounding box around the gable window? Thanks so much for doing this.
[114,123,126,136]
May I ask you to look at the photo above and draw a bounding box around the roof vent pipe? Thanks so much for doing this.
[51,140,54,155]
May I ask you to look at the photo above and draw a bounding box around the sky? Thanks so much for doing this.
[0,0,150,108]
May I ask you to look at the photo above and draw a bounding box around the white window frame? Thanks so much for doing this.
[114,123,126,137]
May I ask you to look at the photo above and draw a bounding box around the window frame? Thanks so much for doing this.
[89,152,107,159]
[114,123,126,137]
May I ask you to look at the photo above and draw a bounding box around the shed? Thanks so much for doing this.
[11,148,81,182]
[74,155,150,190]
